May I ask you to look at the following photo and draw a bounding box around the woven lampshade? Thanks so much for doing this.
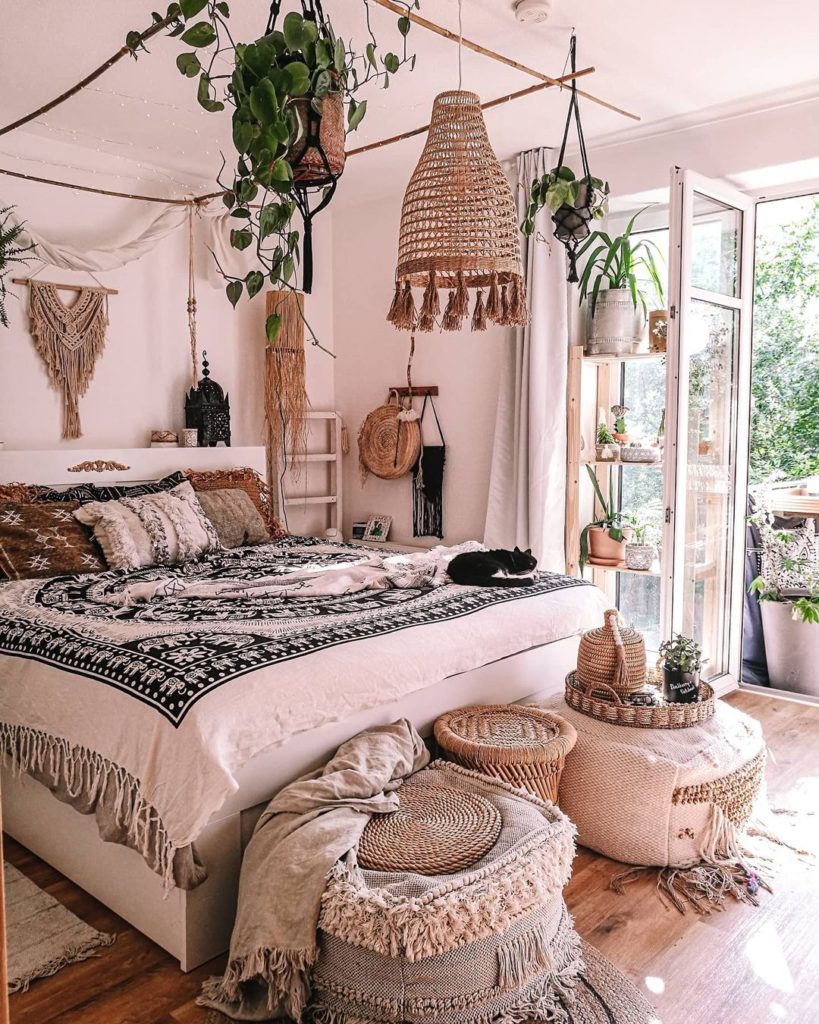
[386,90,527,334]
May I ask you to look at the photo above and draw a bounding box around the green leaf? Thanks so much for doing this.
[181,20,216,46]
[347,97,367,132]
[398,15,411,36]
[282,11,305,50]
[230,228,253,251]
[246,270,265,298]
[215,2,230,15]
[238,178,257,203]
[383,51,400,74]
[180,0,208,17]
[249,78,278,124]
[365,42,377,68]
[302,18,318,44]
[226,280,243,308]
[266,312,283,344]
[316,39,333,67]
[196,73,224,112]
[334,37,347,71]
[232,120,253,153]
[175,51,200,77]
[555,165,576,181]
[311,67,331,98]
[286,61,311,96]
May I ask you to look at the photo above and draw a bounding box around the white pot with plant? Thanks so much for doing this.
[749,513,819,696]
[595,421,619,462]
[578,208,665,355]
[625,521,658,571]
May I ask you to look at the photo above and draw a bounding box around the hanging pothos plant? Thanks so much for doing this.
[128,0,418,344]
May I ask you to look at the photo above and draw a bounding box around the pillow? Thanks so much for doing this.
[195,489,270,549]
[74,481,220,571]
[0,501,106,580]
[0,483,47,504]
[87,470,187,502]
[185,467,287,538]
[33,483,98,504]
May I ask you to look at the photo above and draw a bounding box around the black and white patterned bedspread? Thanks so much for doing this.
[0,538,590,727]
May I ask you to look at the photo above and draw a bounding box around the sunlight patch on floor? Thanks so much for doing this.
[745,921,794,994]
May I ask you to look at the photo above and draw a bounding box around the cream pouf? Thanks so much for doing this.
[309,760,582,1024]
[536,696,769,912]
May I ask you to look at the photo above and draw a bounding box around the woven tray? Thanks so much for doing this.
[434,704,577,803]
[564,671,716,729]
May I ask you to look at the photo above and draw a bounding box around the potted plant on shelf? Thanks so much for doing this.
[595,422,619,462]
[580,465,632,570]
[611,404,629,444]
[658,634,702,703]
[749,513,819,696]
[578,208,665,356]
[625,519,658,571]
[648,309,668,353]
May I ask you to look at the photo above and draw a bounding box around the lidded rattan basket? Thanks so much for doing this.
[576,609,647,697]
[434,704,577,803]
[357,391,421,482]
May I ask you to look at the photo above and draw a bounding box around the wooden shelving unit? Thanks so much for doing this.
[281,411,343,536]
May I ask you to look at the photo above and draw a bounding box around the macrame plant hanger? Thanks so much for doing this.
[266,0,343,295]
[553,34,593,284]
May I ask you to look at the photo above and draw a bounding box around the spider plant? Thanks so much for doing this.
[0,206,33,328]
[577,207,665,320]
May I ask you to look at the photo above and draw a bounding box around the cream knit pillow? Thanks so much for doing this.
[74,481,220,571]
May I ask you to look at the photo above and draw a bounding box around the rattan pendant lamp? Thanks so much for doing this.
[386,0,527,333]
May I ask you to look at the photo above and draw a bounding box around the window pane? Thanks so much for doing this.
[680,299,739,676]
[691,194,740,296]
[618,575,661,653]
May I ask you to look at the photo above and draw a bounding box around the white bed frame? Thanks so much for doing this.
[0,445,582,971]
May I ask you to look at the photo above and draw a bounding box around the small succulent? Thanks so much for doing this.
[596,422,616,445]
[659,633,702,673]
[611,404,629,435]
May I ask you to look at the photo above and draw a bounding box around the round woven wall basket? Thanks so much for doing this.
[358,392,421,481]
[288,92,346,186]
[434,704,577,804]
[577,609,647,697]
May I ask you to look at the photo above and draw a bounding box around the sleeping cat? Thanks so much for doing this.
[447,547,537,587]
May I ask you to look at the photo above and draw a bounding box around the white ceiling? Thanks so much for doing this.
[2,0,819,208]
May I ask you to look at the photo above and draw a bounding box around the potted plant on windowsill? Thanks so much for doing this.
[625,520,658,571]
[611,404,630,444]
[580,465,632,570]
[658,634,702,703]
[749,513,819,696]
[578,207,665,356]
[595,422,619,462]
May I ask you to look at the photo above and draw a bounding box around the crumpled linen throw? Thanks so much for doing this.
[198,719,430,1021]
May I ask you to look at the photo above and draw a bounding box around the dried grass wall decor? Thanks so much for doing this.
[386,90,527,334]
[264,290,309,483]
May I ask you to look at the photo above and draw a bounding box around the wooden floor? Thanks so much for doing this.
[6,691,819,1024]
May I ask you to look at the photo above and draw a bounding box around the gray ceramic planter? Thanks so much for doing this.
[760,600,819,697]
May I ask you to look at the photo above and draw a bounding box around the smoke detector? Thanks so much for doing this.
[514,0,553,24]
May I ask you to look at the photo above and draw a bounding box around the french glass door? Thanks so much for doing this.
[662,169,755,687]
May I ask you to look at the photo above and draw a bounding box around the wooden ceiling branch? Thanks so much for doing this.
[347,65,595,157]
[371,0,640,122]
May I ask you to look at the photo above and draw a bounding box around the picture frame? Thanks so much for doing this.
[351,521,368,540]
[364,515,392,543]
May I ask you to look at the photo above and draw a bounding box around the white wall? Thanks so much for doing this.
[332,193,512,548]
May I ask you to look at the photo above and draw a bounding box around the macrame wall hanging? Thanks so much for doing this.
[264,290,309,487]
[28,280,110,439]
[386,0,527,334]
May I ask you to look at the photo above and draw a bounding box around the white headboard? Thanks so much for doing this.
[0,446,266,487]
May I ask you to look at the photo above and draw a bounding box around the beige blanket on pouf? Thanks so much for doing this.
[199,719,430,1021]
[537,696,775,913]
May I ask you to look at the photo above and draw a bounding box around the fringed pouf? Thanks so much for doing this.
[536,695,772,914]
[309,760,583,1024]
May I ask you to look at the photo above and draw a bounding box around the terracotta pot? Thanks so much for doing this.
[588,526,628,565]
[613,433,630,445]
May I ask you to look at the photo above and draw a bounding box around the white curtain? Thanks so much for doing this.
[483,148,569,571]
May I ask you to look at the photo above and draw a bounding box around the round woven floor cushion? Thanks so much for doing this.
[311,761,581,1024]
[534,696,766,868]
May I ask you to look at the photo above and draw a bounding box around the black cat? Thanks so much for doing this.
[447,547,537,587]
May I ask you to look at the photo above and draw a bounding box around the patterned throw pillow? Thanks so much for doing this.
[195,488,271,549]
[0,501,107,580]
[87,470,187,502]
[186,468,287,538]
[74,481,220,571]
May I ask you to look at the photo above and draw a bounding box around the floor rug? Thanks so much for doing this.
[4,861,115,993]
[570,941,661,1023]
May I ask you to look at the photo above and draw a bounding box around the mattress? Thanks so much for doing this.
[0,538,606,885]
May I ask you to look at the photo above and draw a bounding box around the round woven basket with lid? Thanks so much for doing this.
[357,391,421,482]
[434,704,577,803]
[576,609,646,697]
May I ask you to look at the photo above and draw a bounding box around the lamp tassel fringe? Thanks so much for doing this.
[387,270,527,333]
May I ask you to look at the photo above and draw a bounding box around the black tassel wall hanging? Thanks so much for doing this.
[412,393,446,539]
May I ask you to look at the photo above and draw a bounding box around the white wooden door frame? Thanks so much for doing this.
[663,167,755,690]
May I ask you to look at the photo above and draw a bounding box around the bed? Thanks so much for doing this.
[0,447,607,970]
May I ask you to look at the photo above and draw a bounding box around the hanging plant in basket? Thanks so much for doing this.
[521,34,609,283]
[128,0,418,334]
